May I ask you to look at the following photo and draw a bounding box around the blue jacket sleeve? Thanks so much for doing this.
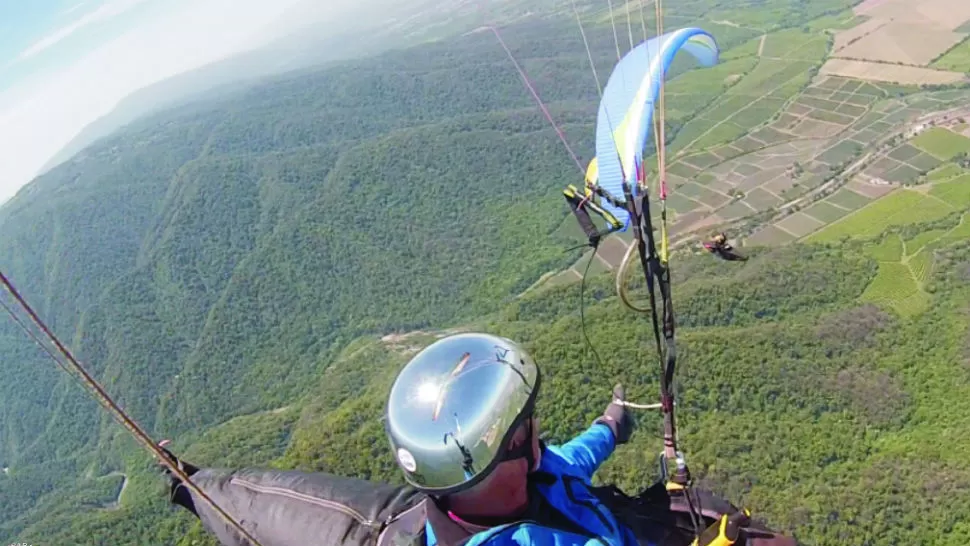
[552,422,616,480]
[465,521,609,546]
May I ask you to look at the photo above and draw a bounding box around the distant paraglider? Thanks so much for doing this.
[703,232,747,262]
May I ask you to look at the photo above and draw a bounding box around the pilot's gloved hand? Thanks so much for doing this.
[594,384,635,445]
[156,439,200,516]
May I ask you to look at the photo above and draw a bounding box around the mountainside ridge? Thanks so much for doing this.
[5,1,970,543]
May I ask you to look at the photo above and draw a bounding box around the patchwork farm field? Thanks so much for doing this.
[850,210,970,318]
[806,189,955,243]
[743,108,970,248]
[665,71,891,231]
[931,174,970,208]
[933,39,970,72]
[911,127,970,160]
[546,2,970,285]
[824,0,970,85]
[818,60,966,86]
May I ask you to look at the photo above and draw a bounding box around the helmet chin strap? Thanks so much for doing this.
[436,415,538,515]
[435,418,537,514]
[501,417,537,472]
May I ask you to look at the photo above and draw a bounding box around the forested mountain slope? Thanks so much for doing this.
[36,0,537,176]
[0,14,627,542]
[11,239,970,544]
[5,0,970,544]
[0,7,764,471]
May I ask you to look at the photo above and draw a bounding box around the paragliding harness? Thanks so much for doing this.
[561,174,785,546]
[563,184,625,247]
[590,481,797,546]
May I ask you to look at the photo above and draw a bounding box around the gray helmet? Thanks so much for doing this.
[384,332,540,495]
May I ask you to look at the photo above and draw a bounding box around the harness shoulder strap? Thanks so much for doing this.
[379,499,431,546]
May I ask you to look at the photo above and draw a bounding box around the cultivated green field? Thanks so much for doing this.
[935,214,970,246]
[932,38,970,73]
[908,250,933,284]
[927,163,966,181]
[803,201,851,223]
[807,189,956,243]
[826,204,970,319]
[929,174,970,209]
[746,225,796,246]
[904,229,947,255]
[864,235,903,262]
[860,262,919,306]
[911,127,970,160]
[827,187,873,210]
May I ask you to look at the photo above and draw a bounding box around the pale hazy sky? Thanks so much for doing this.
[0,0,377,205]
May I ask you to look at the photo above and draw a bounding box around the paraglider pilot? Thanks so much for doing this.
[704,233,747,262]
[159,333,794,546]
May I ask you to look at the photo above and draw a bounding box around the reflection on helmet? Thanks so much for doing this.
[384,333,540,495]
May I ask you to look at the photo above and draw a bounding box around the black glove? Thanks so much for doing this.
[594,384,635,445]
[156,439,200,516]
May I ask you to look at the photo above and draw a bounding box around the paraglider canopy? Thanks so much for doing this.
[594,27,720,228]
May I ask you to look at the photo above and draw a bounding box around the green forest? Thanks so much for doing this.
[2,0,970,544]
